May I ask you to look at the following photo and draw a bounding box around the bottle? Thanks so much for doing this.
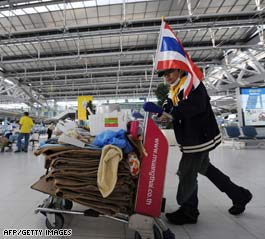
[130,120,139,139]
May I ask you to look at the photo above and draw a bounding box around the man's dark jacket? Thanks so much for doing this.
[169,82,221,153]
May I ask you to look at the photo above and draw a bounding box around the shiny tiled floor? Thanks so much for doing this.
[0,144,264,239]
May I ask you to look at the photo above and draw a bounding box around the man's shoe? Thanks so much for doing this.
[165,208,199,225]
[14,150,21,153]
[229,189,252,215]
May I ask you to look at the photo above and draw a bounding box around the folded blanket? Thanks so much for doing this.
[31,146,136,216]
[97,145,123,198]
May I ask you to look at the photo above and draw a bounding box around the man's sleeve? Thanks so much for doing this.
[171,84,209,120]
[162,98,173,113]
[19,117,23,125]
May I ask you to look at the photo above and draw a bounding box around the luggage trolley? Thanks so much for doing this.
[35,111,175,239]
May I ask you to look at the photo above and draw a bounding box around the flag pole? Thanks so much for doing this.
[143,17,165,142]
[146,16,165,101]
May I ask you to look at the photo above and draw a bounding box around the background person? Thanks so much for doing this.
[15,112,34,153]
[47,122,55,139]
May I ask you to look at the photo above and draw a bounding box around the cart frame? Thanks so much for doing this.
[35,113,175,239]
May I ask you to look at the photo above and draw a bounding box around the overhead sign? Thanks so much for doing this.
[77,96,93,120]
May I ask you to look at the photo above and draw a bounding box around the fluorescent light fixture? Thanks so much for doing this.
[0,0,151,17]
[23,7,37,14]
[0,103,29,109]
[56,101,74,107]
[34,6,48,13]
[12,9,25,15]
[4,79,15,85]
[1,10,12,17]
[71,2,85,8]
[128,97,157,103]
[57,96,157,107]
[83,1,96,7]
[46,5,60,11]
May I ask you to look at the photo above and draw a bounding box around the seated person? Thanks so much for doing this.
[29,132,40,149]
[0,132,13,152]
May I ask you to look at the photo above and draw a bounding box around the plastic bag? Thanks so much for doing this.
[93,129,133,153]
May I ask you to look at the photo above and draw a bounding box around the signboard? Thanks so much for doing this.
[77,96,93,120]
[135,118,168,217]
[104,117,118,127]
[238,87,265,126]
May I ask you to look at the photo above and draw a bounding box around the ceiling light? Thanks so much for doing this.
[0,0,151,18]
[4,79,15,85]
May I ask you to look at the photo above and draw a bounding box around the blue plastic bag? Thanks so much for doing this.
[93,129,133,153]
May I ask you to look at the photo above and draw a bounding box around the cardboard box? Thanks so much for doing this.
[89,112,127,136]
[58,134,86,148]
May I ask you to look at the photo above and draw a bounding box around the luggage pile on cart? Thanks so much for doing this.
[32,110,175,239]
[32,147,136,216]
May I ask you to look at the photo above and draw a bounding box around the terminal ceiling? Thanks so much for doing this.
[0,0,264,113]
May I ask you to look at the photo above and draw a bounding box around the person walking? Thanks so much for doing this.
[15,112,34,153]
[154,21,252,225]
[157,68,252,225]
[47,122,55,140]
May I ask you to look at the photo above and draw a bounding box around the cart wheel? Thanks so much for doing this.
[134,225,162,239]
[134,231,142,239]
[45,213,64,229]
[63,199,73,210]
[153,225,163,239]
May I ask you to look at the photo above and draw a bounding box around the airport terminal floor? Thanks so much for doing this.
[0,144,264,239]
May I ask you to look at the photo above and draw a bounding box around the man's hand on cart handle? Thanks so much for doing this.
[143,102,173,120]
[158,114,171,123]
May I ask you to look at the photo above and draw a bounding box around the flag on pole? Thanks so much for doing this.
[155,20,203,98]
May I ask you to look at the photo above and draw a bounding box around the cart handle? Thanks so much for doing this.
[143,102,173,120]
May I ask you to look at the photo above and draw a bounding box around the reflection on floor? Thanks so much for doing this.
[0,144,264,239]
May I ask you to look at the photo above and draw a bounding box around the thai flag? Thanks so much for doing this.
[155,21,203,98]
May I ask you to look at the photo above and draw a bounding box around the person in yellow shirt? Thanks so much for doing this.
[15,112,34,153]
